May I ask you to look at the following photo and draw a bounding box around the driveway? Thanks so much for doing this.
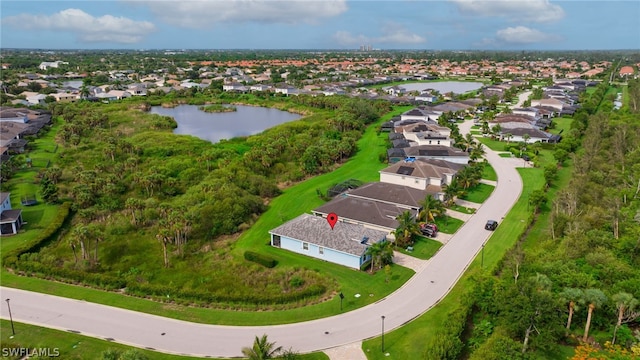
[0,123,524,358]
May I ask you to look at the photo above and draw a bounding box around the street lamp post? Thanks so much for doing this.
[339,292,344,312]
[481,244,485,269]
[381,315,386,353]
[5,298,15,336]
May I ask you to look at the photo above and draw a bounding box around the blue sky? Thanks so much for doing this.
[1,1,639,50]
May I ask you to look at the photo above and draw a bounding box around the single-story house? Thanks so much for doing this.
[345,182,429,211]
[402,145,470,165]
[313,196,408,234]
[500,127,553,143]
[269,213,388,270]
[0,192,23,236]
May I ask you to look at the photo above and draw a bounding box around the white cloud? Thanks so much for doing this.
[495,26,558,44]
[138,0,348,28]
[3,9,156,44]
[451,0,565,22]
[334,23,426,46]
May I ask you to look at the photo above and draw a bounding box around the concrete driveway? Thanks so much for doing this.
[0,122,523,358]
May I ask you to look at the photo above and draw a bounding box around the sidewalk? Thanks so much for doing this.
[325,341,367,360]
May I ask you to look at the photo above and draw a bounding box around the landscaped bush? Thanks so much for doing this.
[244,251,277,268]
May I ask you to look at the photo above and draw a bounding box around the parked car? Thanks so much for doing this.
[420,223,438,237]
[485,220,498,231]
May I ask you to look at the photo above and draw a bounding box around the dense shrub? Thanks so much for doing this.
[244,251,277,268]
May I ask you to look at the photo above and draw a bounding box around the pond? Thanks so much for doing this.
[399,81,484,94]
[149,104,302,143]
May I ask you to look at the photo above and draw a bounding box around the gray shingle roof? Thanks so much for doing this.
[269,214,387,256]
[346,182,428,209]
[313,196,407,231]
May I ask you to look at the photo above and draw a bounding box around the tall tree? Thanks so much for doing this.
[241,334,283,360]
[611,292,639,345]
[582,289,607,342]
[559,288,584,331]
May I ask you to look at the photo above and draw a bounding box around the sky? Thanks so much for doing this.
[1,0,639,50]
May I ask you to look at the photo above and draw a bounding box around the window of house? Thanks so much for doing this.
[303,242,309,250]
[319,247,324,255]
[415,179,419,184]
[437,140,440,144]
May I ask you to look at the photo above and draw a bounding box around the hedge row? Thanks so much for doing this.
[125,282,326,305]
[244,250,277,268]
[3,201,72,267]
[14,260,126,290]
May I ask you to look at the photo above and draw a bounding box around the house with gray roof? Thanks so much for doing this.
[402,145,470,165]
[313,196,408,234]
[269,213,388,270]
[0,192,23,236]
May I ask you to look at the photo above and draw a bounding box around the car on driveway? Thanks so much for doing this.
[485,220,498,231]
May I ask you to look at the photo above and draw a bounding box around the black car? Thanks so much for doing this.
[485,220,498,231]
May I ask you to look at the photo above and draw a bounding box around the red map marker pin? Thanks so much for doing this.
[327,213,338,230]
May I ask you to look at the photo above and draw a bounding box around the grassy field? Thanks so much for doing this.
[0,320,328,360]
[460,183,495,203]
[362,166,546,359]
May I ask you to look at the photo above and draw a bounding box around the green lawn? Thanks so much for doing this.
[481,163,497,181]
[477,136,505,152]
[396,236,442,260]
[0,320,328,360]
[433,216,464,234]
[460,183,495,203]
[0,105,419,327]
[549,116,573,135]
[362,167,546,359]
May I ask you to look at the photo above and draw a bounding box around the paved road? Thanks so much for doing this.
[0,122,523,358]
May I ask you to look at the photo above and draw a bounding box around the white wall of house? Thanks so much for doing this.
[412,155,469,164]
[271,234,365,269]
[380,173,428,191]
[414,138,453,147]
[503,134,548,143]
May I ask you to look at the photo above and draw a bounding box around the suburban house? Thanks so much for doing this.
[313,196,407,234]
[404,130,453,147]
[51,92,79,103]
[402,145,470,164]
[274,84,300,96]
[0,192,23,236]
[383,85,406,96]
[531,98,568,111]
[269,213,388,270]
[400,107,439,122]
[0,108,28,123]
[344,182,428,212]
[500,127,553,143]
[38,61,68,71]
[223,82,248,92]
[415,91,438,103]
[379,158,457,198]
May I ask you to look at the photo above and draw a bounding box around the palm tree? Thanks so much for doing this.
[418,195,445,223]
[469,143,485,162]
[365,241,393,272]
[394,211,419,248]
[582,289,607,342]
[462,133,476,152]
[242,334,283,360]
[611,292,639,344]
[559,288,584,331]
[504,133,513,144]
[442,178,463,207]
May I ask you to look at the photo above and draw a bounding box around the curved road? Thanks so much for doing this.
[0,124,523,358]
